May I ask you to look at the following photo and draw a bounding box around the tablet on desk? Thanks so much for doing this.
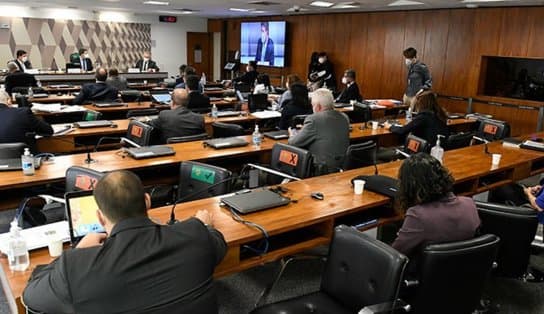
[65,190,105,247]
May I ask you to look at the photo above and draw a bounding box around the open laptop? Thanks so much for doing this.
[203,137,249,149]
[65,190,106,247]
[125,145,175,159]
[221,189,291,214]
[0,157,42,171]
[74,120,114,128]
[151,93,171,104]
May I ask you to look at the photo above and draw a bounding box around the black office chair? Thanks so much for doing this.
[475,119,510,142]
[290,114,309,129]
[248,93,269,112]
[444,131,474,151]
[120,89,142,102]
[126,109,159,118]
[167,133,209,144]
[15,94,30,107]
[252,225,408,314]
[65,166,105,192]
[270,143,314,180]
[211,122,245,138]
[403,134,430,155]
[125,120,154,146]
[176,161,232,202]
[0,143,28,159]
[352,102,372,124]
[475,201,538,279]
[343,141,377,170]
[406,234,500,314]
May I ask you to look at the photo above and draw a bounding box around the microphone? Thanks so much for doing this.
[472,135,491,154]
[246,163,301,182]
[120,137,141,148]
[395,148,411,159]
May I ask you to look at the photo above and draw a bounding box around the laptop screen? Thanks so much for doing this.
[66,191,105,240]
[152,94,171,103]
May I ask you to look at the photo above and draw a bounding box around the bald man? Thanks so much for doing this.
[72,68,118,105]
[147,88,206,143]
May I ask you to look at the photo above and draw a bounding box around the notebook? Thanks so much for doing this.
[221,189,291,214]
[0,157,42,171]
[65,190,105,246]
[203,137,249,149]
[74,120,114,128]
[125,145,175,159]
[264,130,289,139]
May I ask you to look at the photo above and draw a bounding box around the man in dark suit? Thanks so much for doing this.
[23,170,227,314]
[288,88,350,173]
[185,74,211,112]
[134,51,159,72]
[232,60,258,86]
[78,48,94,72]
[335,69,363,103]
[148,88,206,143]
[13,49,32,72]
[73,68,119,105]
[0,90,53,145]
[255,22,274,66]
[4,61,37,96]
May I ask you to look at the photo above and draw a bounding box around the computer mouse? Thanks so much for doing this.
[311,192,324,200]
[110,124,118,128]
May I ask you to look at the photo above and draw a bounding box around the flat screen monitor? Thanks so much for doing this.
[240,21,286,68]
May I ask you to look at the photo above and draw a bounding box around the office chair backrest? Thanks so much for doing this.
[65,166,105,193]
[167,133,209,144]
[413,234,500,314]
[120,90,142,102]
[211,122,245,138]
[126,120,154,146]
[82,110,102,121]
[0,143,28,159]
[69,52,80,64]
[270,143,313,179]
[290,114,309,129]
[248,93,269,112]
[321,225,408,311]
[126,109,159,118]
[476,201,538,278]
[352,102,372,123]
[444,131,474,151]
[177,161,232,202]
[343,141,377,170]
[404,134,429,154]
[476,119,510,142]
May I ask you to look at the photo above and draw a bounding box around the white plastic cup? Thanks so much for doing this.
[271,103,278,111]
[371,121,379,130]
[350,100,357,105]
[48,238,63,257]
[492,154,502,166]
[354,180,366,195]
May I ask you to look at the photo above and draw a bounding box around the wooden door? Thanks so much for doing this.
[187,32,212,77]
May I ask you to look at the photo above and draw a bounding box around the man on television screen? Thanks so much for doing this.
[255,22,274,66]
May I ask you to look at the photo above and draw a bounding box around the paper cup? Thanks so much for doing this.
[350,100,357,105]
[48,239,63,257]
[354,180,366,195]
[492,154,502,166]
[371,121,379,130]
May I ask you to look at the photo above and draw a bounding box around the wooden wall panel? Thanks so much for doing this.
[526,7,544,57]
[422,10,450,94]
[381,12,406,98]
[363,13,387,98]
[348,14,368,97]
[498,8,529,56]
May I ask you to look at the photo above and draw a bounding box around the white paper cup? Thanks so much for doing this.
[350,100,357,105]
[492,154,502,166]
[371,121,379,130]
[354,180,366,195]
[48,239,63,257]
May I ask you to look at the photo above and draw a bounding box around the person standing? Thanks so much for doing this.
[403,47,432,108]
[307,52,335,92]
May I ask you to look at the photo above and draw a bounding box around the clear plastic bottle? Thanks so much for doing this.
[200,73,207,86]
[430,135,445,164]
[27,86,33,98]
[406,107,412,122]
[21,147,35,176]
[8,219,29,272]
[252,125,262,147]
[211,104,218,119]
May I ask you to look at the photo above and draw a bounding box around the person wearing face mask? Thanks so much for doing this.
[307,52,336,92]
[335,69,362,103]
[403,47,432,108]
[255,22,275,66]
[232,60,259,86]
[135,51,159,72]
[278,74,303,109]
[13,50,32,72]
[78,48,94,72]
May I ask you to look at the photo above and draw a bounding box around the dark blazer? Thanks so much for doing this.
[79,57,93,71]
[135,59,159,72]
[13,59,32,72]
[255,38,274,66]
[23,217,227,314]
[187,91,211,112]
[335,82,363,103]
[0,104,53,144]
[148,106,206,143]
[72,82,119,105]
[278,100,312,130]
[106,76,128,91]
[233,70,258,85]
[4,71,37,95]
[308,61,336,89]
[389,111,449,148]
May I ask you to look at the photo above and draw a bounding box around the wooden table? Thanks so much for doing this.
[3,139,544,313]
[28,94,75,104]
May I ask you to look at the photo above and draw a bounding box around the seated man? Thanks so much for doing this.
[288,88,350,173]
[23,170,227,313]
[175,66,204,93]
[13,49,32,72]
[185,74,211,112]
[73,68,118,105]
[231,61,258,86]
[105,68,128,91]
[0,90,53,144]
[4,61,37,96]
[134,51,159,72]
[148,88,206,143]
[77,48,94,72]
[335,69,362,103]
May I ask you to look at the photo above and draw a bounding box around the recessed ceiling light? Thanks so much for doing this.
[143,1,170,5]
[332,2,360,9]
[388,0,424,6]
[309,1,335,8]
[229,8,251,11]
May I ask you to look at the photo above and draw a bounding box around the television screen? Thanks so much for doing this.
[240,21,286,68]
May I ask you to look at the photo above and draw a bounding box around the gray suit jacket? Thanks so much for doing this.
[288,109,350,172]
[148,107,206,143]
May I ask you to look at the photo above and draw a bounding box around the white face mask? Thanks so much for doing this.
[84,53,89,58]
[246,66,251,72]
[405,59,412,66]
[22,56,28,62]
[143,57,150,61]
[341,77,348,85]
[318,57,325,64]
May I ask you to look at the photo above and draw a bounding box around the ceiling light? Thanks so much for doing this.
[309,1,335,8]
[143,1,170,5]
[229,8,250,11]
[332,2,360,9]
[388,0,424,6]
[99,11,130,22]
[250,10,267,13]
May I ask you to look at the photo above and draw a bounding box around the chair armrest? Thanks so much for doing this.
[358,299,411,314]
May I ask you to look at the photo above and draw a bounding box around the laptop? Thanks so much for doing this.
[74,120,114,128]
[32,93,49,98]
[210,110,242,118]
[151,94,171,104]
[125,145,175,159]
[94,102,126,108]
[0,157,42,171]
[65,190,106,247]
[203,137,249,149]
[221,189,291,214]
[264,130,289,140]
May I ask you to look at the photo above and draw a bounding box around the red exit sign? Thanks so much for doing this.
[159,15,177,23]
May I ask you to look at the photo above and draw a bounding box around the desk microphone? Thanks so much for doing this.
[472,135,491,154]
[39,133,96,164]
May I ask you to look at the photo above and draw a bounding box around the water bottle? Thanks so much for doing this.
[430,135,445,164]
[252,125,262,147]
[21,148,35,176]
[211,104,218,119]
[8,219,29,272]
[406,107,412,122]
[200,73,207,86]
[36,79,42,88]
[27,86,33,98]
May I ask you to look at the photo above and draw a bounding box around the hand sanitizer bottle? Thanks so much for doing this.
[430,135,445,164]
[21,148,35,176]
[252,125,262,147]
[200,73,207,86]
[8,219,29,272]
[211,103,218,119]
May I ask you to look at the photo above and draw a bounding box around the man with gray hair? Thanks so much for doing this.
[288,88,350,173]
[4,61,37,96]
[147,88,206,143]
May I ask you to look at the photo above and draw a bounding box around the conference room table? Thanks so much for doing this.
[2,137,544,313]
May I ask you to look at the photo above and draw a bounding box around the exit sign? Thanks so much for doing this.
[159,15,177,23]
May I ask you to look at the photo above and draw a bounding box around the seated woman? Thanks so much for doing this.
[277,74,303,109]
[278,83,312,130]
[384,91,450,146]
[253,74,274,94]
[392,153,481,263]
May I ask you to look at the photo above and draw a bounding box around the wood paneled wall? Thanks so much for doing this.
[209,7,544,135]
